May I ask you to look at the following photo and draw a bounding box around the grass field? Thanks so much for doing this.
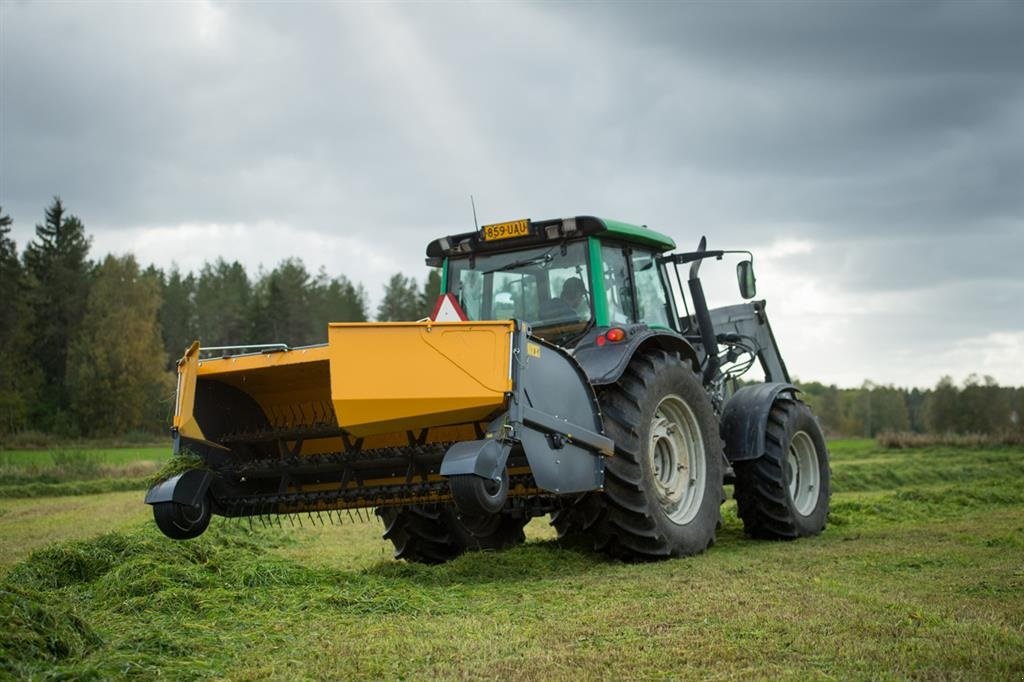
[0,447,171,499]
[1,439,1022,679]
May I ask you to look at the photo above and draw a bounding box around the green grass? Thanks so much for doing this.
[0,446,171,468]
[1,440,1022,679]
[0,447,171,499]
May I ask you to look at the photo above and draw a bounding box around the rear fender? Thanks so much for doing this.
[720,383,799,462]
[573,327,700,386]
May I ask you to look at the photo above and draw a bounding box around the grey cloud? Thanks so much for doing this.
[2,1,1023,386]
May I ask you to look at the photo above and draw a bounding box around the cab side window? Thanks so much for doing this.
[601,245,634,323]
[631,250,671,328]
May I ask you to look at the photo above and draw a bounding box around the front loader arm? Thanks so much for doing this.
[707,300,791,384]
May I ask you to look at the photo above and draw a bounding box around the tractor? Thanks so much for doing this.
[146,216,830,562]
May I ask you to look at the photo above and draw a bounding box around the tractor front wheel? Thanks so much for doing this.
[733,396,830,539]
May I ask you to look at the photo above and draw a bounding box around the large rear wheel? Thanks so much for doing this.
[585,350,724,560]
[376,505,527,564]
[733,396,830,539]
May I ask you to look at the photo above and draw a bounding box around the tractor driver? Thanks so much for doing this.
[540,276,588,322]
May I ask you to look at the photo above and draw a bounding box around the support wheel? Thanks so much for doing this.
[590,349,724,560]
[733,396,831,539]
[449,469,509,516]
[153,497,211,540]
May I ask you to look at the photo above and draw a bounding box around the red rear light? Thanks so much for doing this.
[596,334,607,346]
[606,328,626,343]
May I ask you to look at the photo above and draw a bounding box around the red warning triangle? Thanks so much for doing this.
[430,293,468,322]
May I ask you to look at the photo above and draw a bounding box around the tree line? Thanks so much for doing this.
[796,376,1024,439]
[1,198,1020,440]
[0,198,440,437]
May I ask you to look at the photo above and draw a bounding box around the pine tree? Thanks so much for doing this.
[251,258,317,345]
[309,267,368,337]
[0,208,43,433]
[158,265,198,366]
[22,197,92,429]
[195,259,252,346]
[67,255,171,435]
[419,268,442,318]
[376,273,422,321]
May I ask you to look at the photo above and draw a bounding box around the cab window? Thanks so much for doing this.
[631,249,672,328]
[446,241,593,342]
[601,244,634,324]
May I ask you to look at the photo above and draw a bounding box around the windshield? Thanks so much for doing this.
[447,241,593,340]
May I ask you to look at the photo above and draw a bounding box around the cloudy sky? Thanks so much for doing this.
[2,1,1022,388]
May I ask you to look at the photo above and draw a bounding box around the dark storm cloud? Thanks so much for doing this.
[1,1,1022,385]
[541,1,1024,236]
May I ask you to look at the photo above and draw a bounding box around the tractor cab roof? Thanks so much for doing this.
[425,215,675,264]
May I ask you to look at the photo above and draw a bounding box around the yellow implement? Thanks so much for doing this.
[174,321,513,444]
[152,318,609,549]
[328,321,513,436]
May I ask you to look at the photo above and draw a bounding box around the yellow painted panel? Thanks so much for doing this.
[173,342,204,440]
[328,321,513,437]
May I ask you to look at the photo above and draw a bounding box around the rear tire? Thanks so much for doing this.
[153,497,211,540]
[733,396,830,539]
[449,511,528,551]
[589,350,724,560]
[376,504,526,564]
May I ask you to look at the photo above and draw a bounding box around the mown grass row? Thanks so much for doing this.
[1,441,1022,679]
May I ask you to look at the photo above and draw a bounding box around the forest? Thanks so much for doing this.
[1,198,1021,440]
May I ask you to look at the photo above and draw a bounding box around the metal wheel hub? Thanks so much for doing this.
[648,395,706,525]
[176,499,207,530]
[787,430,821,516]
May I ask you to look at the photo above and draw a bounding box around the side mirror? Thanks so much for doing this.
[737,260,756,299]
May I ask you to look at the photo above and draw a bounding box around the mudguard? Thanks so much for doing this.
[573,326,700,386]
[720,382,799,462]
[440,438,511,481]
[144,469,213,507]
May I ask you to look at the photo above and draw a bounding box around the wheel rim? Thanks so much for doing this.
[175,499,207,531]
[648,394,706,525]
[787,430,821,516]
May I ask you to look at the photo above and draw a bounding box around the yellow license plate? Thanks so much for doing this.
[482,219,530,241]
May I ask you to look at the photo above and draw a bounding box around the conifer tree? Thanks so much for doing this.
[309,268,368,338]
[158,265,198,365]
[376,273,421,321]
[194,258,251,346]
[0,208,43,432]
[419,268,442,318]
[252,258,314,345]
[22,197,92,428]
